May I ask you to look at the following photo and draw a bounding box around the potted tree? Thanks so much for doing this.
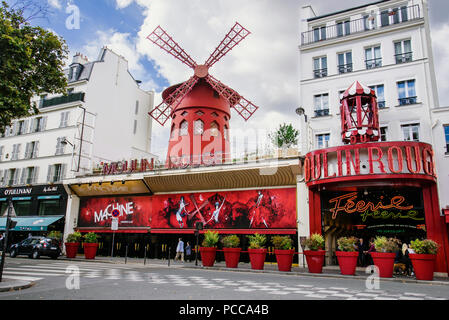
[370,237,400,278]
[83,232,99,259]
[303,233,326,274]
[200,230,219,267]
[271,235,295,272]
[336,237,359,275]
[65,231,82,259]
[409,239,439,281]
[221,234,241,268]
[247,233,267,270]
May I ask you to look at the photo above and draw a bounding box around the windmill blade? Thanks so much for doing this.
[147,26,198,69]
[204,22,251,68]
[205,75,259,121]
[149,76,199,126]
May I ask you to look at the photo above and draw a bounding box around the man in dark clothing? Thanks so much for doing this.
[357,238,367,267]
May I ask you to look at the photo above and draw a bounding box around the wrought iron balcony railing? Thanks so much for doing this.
[395,52,413,64]
[313,68,328,78]
[40,92,85,108]
[314,109,330,117]
[338,63,353,74]
[398,96,417,106]
[365,58,383,69]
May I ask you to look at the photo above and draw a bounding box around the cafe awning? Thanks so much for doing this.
[0,216,64,232]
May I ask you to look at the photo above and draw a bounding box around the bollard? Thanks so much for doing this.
[144,246,147,265]
[168,247,171,267]
[125,245,128,264]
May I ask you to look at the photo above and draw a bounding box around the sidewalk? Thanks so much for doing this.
[60,255,449,286]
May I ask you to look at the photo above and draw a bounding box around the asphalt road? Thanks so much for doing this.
[0,257,448,302]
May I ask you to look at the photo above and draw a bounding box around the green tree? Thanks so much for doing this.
[0,1,68,132]
[269,123,299,149]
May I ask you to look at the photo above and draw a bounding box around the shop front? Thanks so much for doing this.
[304,141,449,274]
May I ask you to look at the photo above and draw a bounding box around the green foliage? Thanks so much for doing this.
[410,239,439,255]
[304,233,325,251]
[247,233,267,249]
[337,237,358,252]
[83,232,98,244]
[373,236,400,253]
[271,235,293,250]
[201,231,219,248]
[221,235,240,248]
[268,123,299,149]
[66,232,82,243]
[47,230,61,240]
[0,1,68,132]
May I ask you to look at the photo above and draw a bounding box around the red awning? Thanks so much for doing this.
[443,209,449,224]
[149,229,297,235]
[76,228,150,234]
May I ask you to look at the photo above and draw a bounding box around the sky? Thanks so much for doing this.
[12,0,449,160]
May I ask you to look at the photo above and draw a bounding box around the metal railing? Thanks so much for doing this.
[40,92,85,108]
[301,4,421,46]
[338,63,353,74]
[378,101,386,109]
[365,58,383,69]
[395,52,413,64]
[398,96,417,106]
[313,68,328,78]
[314,109,330,117]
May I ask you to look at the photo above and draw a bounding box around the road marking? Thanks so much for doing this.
[2,271,62,277]
[2,275,43,281]
[305,294,328,299]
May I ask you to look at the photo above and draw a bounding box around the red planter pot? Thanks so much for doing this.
[275,249,295,272]
[336,251,359,275]
[370,252,396,278]
[304,250,325,274]
[199,247,217,267]
[409,254,436,281]
[223,248,241,268]
[65,242,79,259]
[248,248,267,270]
[83,243,98,260]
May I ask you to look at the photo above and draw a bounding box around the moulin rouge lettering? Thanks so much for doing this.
[328,192,415,220]
[94,202,134,223]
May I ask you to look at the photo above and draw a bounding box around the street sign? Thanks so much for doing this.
[111,218,118,231]
[111,209,120,218]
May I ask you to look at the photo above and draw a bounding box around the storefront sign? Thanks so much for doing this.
[304,142,436,184]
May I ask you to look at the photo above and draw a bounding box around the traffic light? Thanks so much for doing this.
[8,220,17,230]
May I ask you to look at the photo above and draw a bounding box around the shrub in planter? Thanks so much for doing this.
[370,237,401,278]
[247,233,267,270]
[271,236,295,272]
[200,231,219,267]
[336,237,359,275]
[83,232,99,260]
[221,235,241,268]
[303,234,326,274]
[409,239,439,281]
[65,232,82,258]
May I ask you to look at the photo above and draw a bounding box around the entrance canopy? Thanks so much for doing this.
[0,216,64,232]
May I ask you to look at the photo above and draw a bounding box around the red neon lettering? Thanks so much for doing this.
[368,147,386,174]
[405,146,421,174]
[345,149,360,175]
[387,146,403,174]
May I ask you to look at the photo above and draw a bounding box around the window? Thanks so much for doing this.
[194,120,204,135]
[55,137,66,155]
[24,141,39,159]
[32,117,46,133]
[314,94,329,117]
[17,120,28,135]
[22,167,38,185]
[338,51,352,74]
[380,127,388,142]
[133,120,138,135]
[313,26,326,42]
[13,199,32,216]
[370,85,385,108]
[402,123,420,142]
[336,20,350,37]
[397,80,417,105]
[394,40,412,64]
[381,6,408,27]
[38,199,63,216]
[180,120,188,136]
[316,134,330,149]
[210,121,219,137]
[7,168,19,186]
[365,46,382,69]
[11,144,21,160]
[444,125,449,154]
[47,164,66,183]
[313,56,327,78]
[0,146,3,162]
[59,111,70,128]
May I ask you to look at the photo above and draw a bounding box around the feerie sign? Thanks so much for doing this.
[304,141,436,184]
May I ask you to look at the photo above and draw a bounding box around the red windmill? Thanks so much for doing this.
[340,81,380,145]
[147,22,259,168]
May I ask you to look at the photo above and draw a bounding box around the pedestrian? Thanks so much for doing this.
[364,238,376,266]
[357,238,367,267]
[185,241,192,262]
[175,238,184,262]
[0,233,4,253]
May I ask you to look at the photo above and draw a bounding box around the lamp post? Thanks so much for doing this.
[295,107,310,155]
[0,199,17,282]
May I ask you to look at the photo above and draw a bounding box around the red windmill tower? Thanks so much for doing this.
[147,23,259,168]
[340,81,380,145]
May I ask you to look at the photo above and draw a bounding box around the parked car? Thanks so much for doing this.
[10,236,61,259]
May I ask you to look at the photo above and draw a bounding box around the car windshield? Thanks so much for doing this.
[31,239,41,245]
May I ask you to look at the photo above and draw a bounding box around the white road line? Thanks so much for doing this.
[2,271,62,277]
[268,291,290,295]
[2,275,43,281]
[6,267,68,273]
[305,294,328,299]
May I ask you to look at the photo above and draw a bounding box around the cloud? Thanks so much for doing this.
[116,0,134,9]
[430,23,449,107]
[48,0,62,10]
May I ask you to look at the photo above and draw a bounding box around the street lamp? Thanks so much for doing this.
[295,107,311,155]
[0,199,17,282]
[61,138,74,147]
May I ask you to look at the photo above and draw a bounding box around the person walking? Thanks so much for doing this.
[175,238,185,262]
[185,241,192,262]
[357,238,367,267]
[0,233,4,254]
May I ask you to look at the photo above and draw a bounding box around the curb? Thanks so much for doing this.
[0,280,35,293]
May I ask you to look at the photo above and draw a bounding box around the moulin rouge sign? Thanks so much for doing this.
[304,141,437,184]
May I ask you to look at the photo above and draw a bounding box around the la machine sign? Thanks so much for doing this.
[304,141,436,184]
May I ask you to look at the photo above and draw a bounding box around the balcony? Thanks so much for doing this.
[301,4,421,46]
[378,101,386,109]
[365,58,382,69]
[398,96,417,106]
[40,92,85,109]
[314,109,330,117]
[313,68,328,78]
[395,52,413,64]
[338,63,353,74]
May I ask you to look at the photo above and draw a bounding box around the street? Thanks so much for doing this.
[0,257,448,301]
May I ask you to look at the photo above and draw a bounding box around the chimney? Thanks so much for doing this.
[71,52,89,65]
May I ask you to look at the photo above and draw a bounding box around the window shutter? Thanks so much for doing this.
[47,165,54,183]
[33,167,39,184]
[61,164,67,181]
[42,116,48,131]
[33,141,39,158]
[20,168,27,185]
[13,169,20,186]
[3,170,10,186]
[0,170,3,186]
[25,143,31,159]
[12,122,18,136]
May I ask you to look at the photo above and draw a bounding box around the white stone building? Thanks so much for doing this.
[0,47,156,189]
